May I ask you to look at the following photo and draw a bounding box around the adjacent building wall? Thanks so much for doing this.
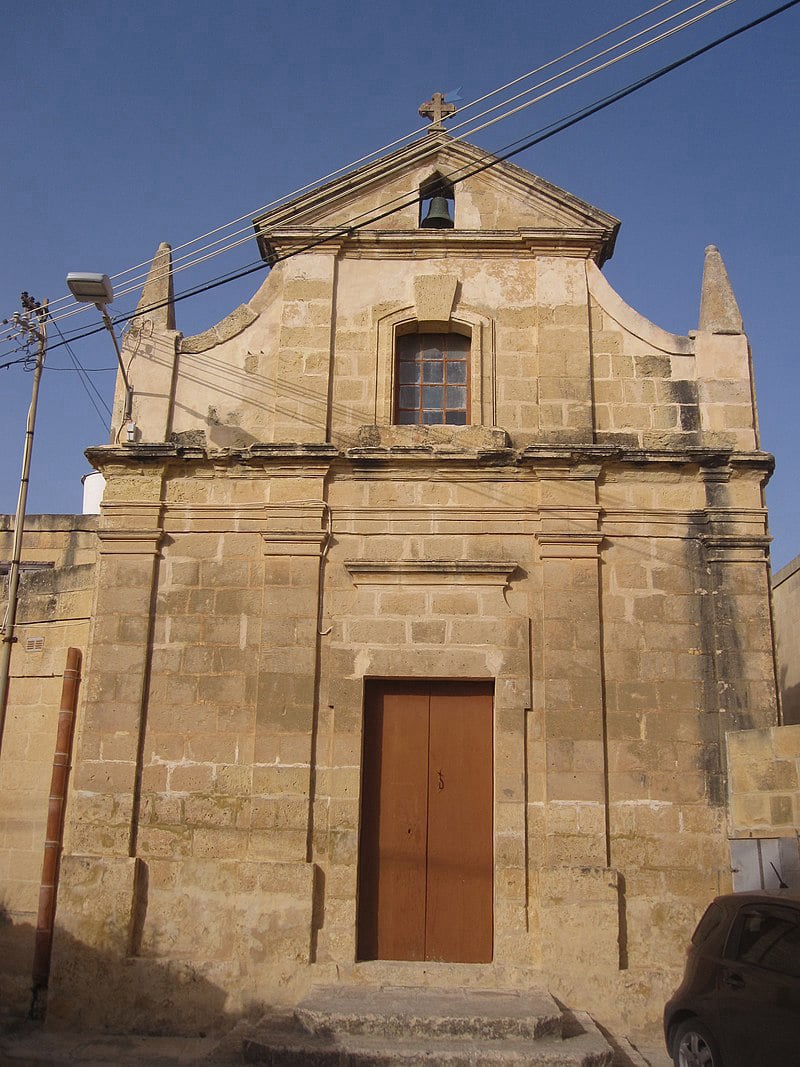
[0,516,97,1015]
[773,554,800,725]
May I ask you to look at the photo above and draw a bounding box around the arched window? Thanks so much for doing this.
[395,331,469,425]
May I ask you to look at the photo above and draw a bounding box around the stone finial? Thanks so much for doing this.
[698,244,743,334]
[419,92,456,133]
[137,241,175,330]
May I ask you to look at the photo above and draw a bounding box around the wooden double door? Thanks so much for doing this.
[357,679,494,963]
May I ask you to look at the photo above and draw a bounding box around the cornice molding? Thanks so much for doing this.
[344,559,517,586]
[261,227,613,264]
[536,532,604,559]
[96,528,163,555]
[702,534,771,563]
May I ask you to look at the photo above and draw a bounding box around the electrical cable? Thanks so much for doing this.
[0,0,730,337]
[5,0,686,330]
[45,0,732,321]
[100,0,717,305]
[40,0,799,358]
[7,0,797,357]
[51,320,112,431]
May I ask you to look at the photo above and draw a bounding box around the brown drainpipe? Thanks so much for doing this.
[31,647,82,1009]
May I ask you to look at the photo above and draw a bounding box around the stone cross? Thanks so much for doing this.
[419,92,456,133]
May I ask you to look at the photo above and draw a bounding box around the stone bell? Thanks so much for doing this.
[420,195,454,229]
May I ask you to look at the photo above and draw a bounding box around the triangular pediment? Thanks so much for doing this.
[254,134,620,264]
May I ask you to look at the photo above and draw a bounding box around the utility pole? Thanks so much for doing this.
[0,294,48,757]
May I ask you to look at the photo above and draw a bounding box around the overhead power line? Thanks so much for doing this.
[0,0,735,339]
[95,0,737,314]
[51,320,112,432]
[39,0,799,360]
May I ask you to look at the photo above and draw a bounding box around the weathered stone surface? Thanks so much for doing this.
[0,133,782,1047]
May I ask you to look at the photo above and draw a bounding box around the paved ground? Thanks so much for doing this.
[0,1022,223,1065]
[0,1021,673,1066]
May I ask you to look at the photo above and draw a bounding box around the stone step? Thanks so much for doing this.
[295,986,563,1042]
[241,1012,613,1066]
[341,961,547,991]
[237,987,615,1066]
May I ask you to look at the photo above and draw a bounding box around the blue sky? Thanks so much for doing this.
[1,1,798,566]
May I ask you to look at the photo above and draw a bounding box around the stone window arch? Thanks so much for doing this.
[374,305,494,428]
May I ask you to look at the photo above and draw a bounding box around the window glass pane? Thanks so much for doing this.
[421,347,443,361]
[399,386,419,408]
[422,385,443,409]
[423,363,444,383]
[397,336,417,360]
[399,363,420,384]
[737,909,800,976]
[395,331,470,426]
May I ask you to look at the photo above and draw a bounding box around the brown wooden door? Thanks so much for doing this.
[357,679,493,963]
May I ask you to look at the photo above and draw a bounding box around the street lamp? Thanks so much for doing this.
[66,272,133,423]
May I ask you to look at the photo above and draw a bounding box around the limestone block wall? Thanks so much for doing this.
[34,147,775,1035]
[727,724,800,834]
[0,516,97,1015]
[772,555,800,725]
[33,440,775,1038]
[154,250,761,469]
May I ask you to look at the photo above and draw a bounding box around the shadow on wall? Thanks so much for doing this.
[0,902,242,1037]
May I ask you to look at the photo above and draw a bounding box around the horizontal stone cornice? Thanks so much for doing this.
[261,228,614,263]
[536,532,604,559]
[86,442,338,473]
[344,559,517,585]
[96,528,163,555]
[85,443,775,483]
[262,532,328,557]
[519,445,774,474]
[702,534,772,563]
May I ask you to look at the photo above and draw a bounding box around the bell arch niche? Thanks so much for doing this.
[419,171,455,229]
[374,301,494,428]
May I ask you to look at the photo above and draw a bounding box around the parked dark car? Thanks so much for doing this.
[664,892,800,1066]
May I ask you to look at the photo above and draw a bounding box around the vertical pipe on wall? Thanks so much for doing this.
[30,647,82,1010]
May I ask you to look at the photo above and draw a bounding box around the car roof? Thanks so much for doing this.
[711,891,800,908]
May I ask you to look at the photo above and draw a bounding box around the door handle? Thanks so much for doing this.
[437,770,444,790]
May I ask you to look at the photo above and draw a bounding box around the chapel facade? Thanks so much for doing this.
[0,128,788,1035]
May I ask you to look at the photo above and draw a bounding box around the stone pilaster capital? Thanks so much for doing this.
[261,532,328,557]
[702,534,771,563]
[96,528,163,556]
[536,532,604,559]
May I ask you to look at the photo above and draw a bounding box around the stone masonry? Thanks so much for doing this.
[0,133,786,1038]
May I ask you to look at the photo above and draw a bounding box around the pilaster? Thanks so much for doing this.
[252,503,327,864]
[66,504,163,857]
[535,464,607,868]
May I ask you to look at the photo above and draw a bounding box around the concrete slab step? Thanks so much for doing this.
[240,1000,614,1066]
[242,1019,613,1065]
[295,986,563,1041]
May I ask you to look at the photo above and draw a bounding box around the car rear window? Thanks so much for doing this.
[692,902,725,948]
